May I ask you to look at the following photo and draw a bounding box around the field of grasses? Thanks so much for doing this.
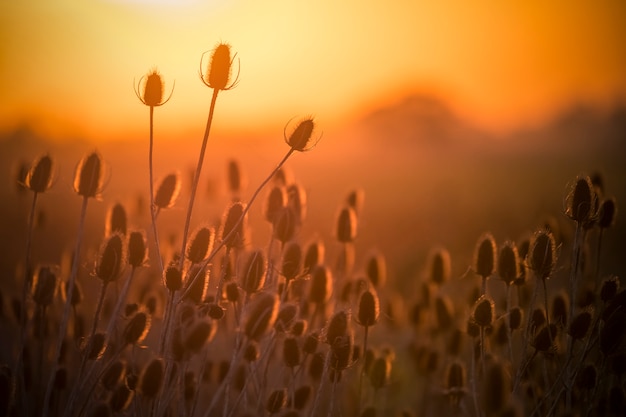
[1,43,626,417]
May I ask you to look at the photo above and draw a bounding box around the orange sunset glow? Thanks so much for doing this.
[2,2,626,417]
[1,0,625,142]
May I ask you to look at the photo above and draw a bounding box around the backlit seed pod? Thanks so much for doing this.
[346,188,365,214]
[139,358,164,398]
[221,202,248,250]
[308,264,333,305]
[123,311,150,346]
[184,319,216,355]
[467,320,480,338]
[183,264,209,304]
[154,173,181,210]
[600,276,620,303]
[530,308,546,332]
[105,203,127,237]
[325,310,350,345]
[163,261,182,292]
[26,154,54,193]
[509,306,523,331]
[204,43,233,91]
[365,252,387,288]
[273,207,297,243]
[303,240,325,273]
[243,292,279,341]
[568,309,593,341]
[566,175,597,224]
[283,336,301,368]
[241,250,267,294]
[96,234,126,283]
[127,231,147,268]
[551,293,569,328]
[74,151,104,198]
[335,206,357,243]
[497,241,519,286]
[266,389,288,414]
[598,197,617,229]
[287,183,307,223]
[186,227,215,264]
[291,319,307,336]
[527,229,556,280]
[84,332,107,360]
[32,265,58,307]
[369,356,391,390]
[101,360,126,391]
[427,248,450,286]
[227,159,245,196]
[474,232,497,279]
[264,185,287,223]
[141,70,164,107]
[357,289,380,327]
[281,241,302,282]
[480,359,510,416]
[444,360,466,393]
[285,118,315,152]
[472,295,495,328]
[274,303,298,333]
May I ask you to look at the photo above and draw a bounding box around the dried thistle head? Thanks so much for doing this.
[356,288,380,328]
[186,226,215,264]
[135,69,173,107]
[163,260,182,292]
[281,241,302,282]
[527,229,557,280]
[183,264,209,304]
[336,206,358,243]
[264,185,287,224]
[243,291,279,341]
[303,240,325,272]
[32,265,58,307]
[565,175,598,225]
[227,158,245,197]
[325,309,350,345]
[105,203,127,237]
[220,202,249,250]
[598,197,617,229]
[365,252,387,288]
[154,172,181,210]
[73,151,104,199]
[123,310,151,346]
[95,233,126,283]
[287,183,307,224]
[497,241,520,286]
[428,247,451,286]
[272,206,298,243]
[240,249,267,295]
[474,232,497,280]
[183,319,216,355]
[472,295,495,328]
[25,154,54,193]
[308,264,333,305]
[127,231,147,268]
[201,43,237,91]
[285,117,316,152]
[266,388,288,414]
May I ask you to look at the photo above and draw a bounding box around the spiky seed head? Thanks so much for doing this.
[154,173,181,209]
[101,360,126,391]
[474,232,496,279]
[243,292,279,341]
[273,207,297,243]
[303,240,325,272]
[266,388,288,414]
[369,356,391,389]
[106,203,127,237]
[498,241,520,286]
[221,202,248,250]
[123,311,150,346]
[142,69,164,107]
[286,118,315,151]
[598,197,617,229]
[96,233,126,283]
[275,303,298,333]
[139,358,164,398]
[84,332,107,360]
[205,43,233,91]
[472,295,495,328]
[32,265,57,307]
[287,183,307,223]
[509,307,523,331]
[600,276,620,303]
[127,231,147,268]
[264,185,287,223]
[186,227,214,264]
[227,158,244,195]
[428,248,451,285]
[530,308,546,332]
[325,310,350,345]
[365,252,387,288]
[26,154,54,193]
[163,261,182,292]
[551,292,569,328]
[283,336,301,368]
[435,295,454,331]
[330,332,354,371]
[74,151,104,198]
[357,288,380,327]
[281,241,302,282]
[241,249,266,294]
[309,264,333,305]
[568,309,593,341]
[527,229,556,280]
[336,206,357,243]
[566,175,597,224]
[184,319,215,355]
[480,360,510,415]
[183,265,209,304]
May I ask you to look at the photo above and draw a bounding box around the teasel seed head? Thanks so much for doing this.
[241,249,267,294]
[285,117,316,152]
[26,154,54,193]
[183,319,215,355]
[227,158,245,198]
[325,309,350,345]
[139,358,164,398]
[243,291,279,341]
[74,151,104,198]
[530,308,546,332]
[83,332,107,360]
[527,229,557,280]
[308,264,333,305]
[275,303,298,333]
[96,233,126,283]
[598,197,617,229]
[357,288,380,327]
[202,43,236,91]
[365,252,387,288]
[291,319,307,336]
[186,226,215,264]
[303,240,325,273]
[566,175,597,225]
[221,201,248,250]
[163,260,182,292]
[266,388,288,414]
[330,332,354,371]
[183,264,209,304]
[287,183,307,223]
[474,232,497,280]
[281,241,302,282]
[532,323,558,353]
[32,265,58,307]
[273,207,298,243]
[509,306,523,331]
[105,203,127,237]
[127,231,147,268]
[154,172,181,210]
[472,295,495,328]
[568,309,593,341]
[497,241,520,286]
[225,281,240,303]
[123,311,150,346]
[135,69,172,107]
[264,185,287,224]
[369,355,391,390]
[335,206,358,243]
[600,275,620,303]
[428,247,451,285]
[444,360,467,399]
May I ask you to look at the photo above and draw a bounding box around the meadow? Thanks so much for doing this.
[1,43,625,417]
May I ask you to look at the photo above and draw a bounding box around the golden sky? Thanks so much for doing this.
[1,0,625,143]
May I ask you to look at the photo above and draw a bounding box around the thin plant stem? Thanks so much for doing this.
[357,325,369,415]
[43,196,89,417]
[148,105,165,273]
[506,285,514,365]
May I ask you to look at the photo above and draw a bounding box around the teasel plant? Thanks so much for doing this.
[497,240,520,364]
[42,151,105,417]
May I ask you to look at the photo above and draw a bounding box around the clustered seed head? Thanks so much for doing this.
[325,310,350,345]
[527,229,556,280]
[227,159,244,196]
[281,241,302,282]
[74,151,104,199]
[96,233,126,283]
[287,183,307,223]
[84,332,107,360]
[365,252,387,288]
[600,276,620,303]
[304,240,325,272]
[204,43,233,91]
[566,175,597,225]
[532,323,558,353]
[183,264,209,304]
[127,231,147,268]
[330,332,354,372]
[142,69,164,107]
[241,249,267,294]
[221,202,248,250]
[598,197,617,229]
[286,118,315,152]
[106,203,127,237]
[154,173,181,210]
[474,232,497,279]
[186,226,215,264]
[266,388,288,414]
[243,291,279,341]
[551,293,569,328]
[498,241,520,286]
[26,154,54,193]
[32,265,58,307]
[336,206,358,243]
[369,356,391,389]
[275,303,298,333]
[428,248,451,285]
[123,311,151,346]
[273,207,297,243]
[139,358,164,398]
[472,295,495,328]
[163,261,183,292]
[264,186,287,224]
[183,319,215,355]
[308,264,333,305]
[509,306,523,331]
[357,288,380,327]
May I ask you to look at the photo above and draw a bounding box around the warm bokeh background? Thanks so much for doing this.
[1,0,625,142]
